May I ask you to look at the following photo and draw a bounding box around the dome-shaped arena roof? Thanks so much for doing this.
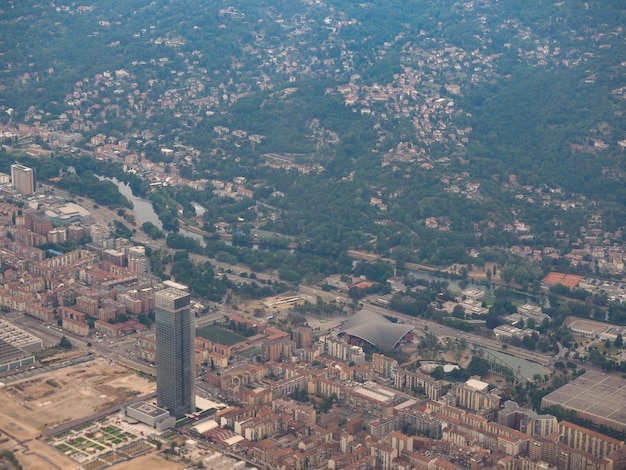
[339,309,413,350]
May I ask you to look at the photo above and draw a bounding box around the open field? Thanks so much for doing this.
[0,357,156,469]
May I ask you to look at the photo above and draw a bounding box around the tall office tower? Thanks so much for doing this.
[155,288,195,419]
[10,163,36,195]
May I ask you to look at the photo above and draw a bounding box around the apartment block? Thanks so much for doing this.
[559,421,623,460]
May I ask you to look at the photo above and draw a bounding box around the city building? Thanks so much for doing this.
[155,288,195,419]
[497,400,558,437]
[125,401,176,431]
[558,420,623,460]
[452,379,501,416]
[261,336,293,362]
[394,369,444,400]
[10,163,35,195]
[372,353,399,379]
[292,327,312,349]
[0,338,35,372]
[0,320,43,353]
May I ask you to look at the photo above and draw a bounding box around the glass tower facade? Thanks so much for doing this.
[155,288,194,419]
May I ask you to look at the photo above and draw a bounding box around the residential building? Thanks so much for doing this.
[11,163,35,195]
[559,421,623,460]
[497,400,558,437]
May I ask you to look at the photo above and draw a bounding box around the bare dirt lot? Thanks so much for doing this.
[110,453,185,470]
[236,290,350,333]
[12,439,76,470]
[0,358,155,434]
[237,293,315,316]
[0,358,156,469]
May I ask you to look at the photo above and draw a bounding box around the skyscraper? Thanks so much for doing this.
[10,163,36,195]
[155,288,195,419]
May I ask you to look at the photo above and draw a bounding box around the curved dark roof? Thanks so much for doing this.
[339,309,413,350]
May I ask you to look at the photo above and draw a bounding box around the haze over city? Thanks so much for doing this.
[0,1,624,469]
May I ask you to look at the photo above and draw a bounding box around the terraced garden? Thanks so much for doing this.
[49,423,136,460]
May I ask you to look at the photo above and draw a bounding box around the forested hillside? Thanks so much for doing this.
[0,0,624,276]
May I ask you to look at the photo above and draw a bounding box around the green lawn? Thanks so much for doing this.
[240,347,261,358]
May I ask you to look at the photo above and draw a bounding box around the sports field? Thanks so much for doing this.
[196,326,245,346]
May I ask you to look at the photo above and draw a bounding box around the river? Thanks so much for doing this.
[106,177,290,252]
[107,177,537,301]
[474,345,547,380]
[106,177,207,247]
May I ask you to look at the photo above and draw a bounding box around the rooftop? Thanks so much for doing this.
[338,309,413,350]
[0,338,32,364]
[156,287,189,300]
[541,370,626,431]
[0,320,42,352]
[465,378,489,392]
[127,401,169,418]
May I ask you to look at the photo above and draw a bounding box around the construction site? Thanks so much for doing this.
[0,357,179,469]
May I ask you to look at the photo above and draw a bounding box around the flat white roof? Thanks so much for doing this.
[353,386,393,403]
[195,396,227,411]
[192,419,219,434]
[466,378,489,392]
[224,435,245,446]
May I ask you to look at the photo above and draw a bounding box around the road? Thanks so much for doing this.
[293,283,553,370]
[8,312,155,376]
